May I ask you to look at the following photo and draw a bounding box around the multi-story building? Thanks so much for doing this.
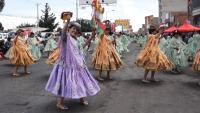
[137,24,146,35]
[151,17,159,28]
[145,15,159,29]
[192,0,200,26]
[145,15,153,28]
[159,0,188,26]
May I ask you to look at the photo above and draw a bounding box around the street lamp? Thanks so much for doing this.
[106,10,115,20]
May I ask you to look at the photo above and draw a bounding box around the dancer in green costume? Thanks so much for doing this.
[44,33,57,56]
[166,33,188,73]
[27,32,42,61]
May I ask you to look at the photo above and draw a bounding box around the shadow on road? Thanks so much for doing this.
[182,81,200,90]
[123,79,164,87]
[1,63,13,67]
[39,100,92,113]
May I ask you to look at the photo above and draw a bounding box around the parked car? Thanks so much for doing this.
[0,33,8,41]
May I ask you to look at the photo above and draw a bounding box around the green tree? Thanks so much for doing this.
[17,23,36,28]
[77,19,93,32]
[0,22,4,31]
[0,0,5,12]
[0,0,5,31]
[39,3,58,32]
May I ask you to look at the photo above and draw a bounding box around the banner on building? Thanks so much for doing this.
[115,19,130,29]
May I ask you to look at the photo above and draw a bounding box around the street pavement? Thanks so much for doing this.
[0,42,200,113]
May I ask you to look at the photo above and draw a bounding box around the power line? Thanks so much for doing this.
[0,13,37,19]
[26,0,45,6]
[0,0,45,19]
[26,0,46,26]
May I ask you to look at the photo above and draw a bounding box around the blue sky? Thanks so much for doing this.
[1,0,158,31]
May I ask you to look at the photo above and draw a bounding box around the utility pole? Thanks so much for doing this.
[76,0,78,20]
[36,3,39,27]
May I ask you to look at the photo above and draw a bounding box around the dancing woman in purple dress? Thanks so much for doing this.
[45,22,100,110]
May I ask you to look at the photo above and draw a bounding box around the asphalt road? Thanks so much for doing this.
[0,42,200,113]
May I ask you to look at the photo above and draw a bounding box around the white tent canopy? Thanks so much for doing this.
[22,27,48,33]
[12,27,48,33]
[0,14,37,30]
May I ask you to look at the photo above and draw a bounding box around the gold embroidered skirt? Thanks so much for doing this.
[193,51,200,71]
[10,46,34,66]
[135,47,173,71]
[46,48,60,65]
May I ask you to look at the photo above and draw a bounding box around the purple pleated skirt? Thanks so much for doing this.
[45,62,100,99]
